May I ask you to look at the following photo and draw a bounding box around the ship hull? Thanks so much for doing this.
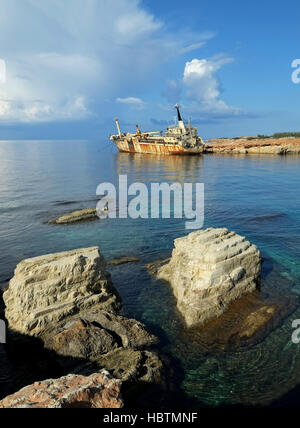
[114,139,203,155]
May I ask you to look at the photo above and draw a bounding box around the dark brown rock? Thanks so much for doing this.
[43,319,119,359]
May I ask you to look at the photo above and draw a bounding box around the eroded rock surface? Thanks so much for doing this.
[3,247,121,336]
[50,208,98,224]
[2,247,163,404]
[158,228,261,327]
[43,310,158,359]
[0,371,123,408]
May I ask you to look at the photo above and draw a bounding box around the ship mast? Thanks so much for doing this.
[114,118,122,137]
[175,104,186,133]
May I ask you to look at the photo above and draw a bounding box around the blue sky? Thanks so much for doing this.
[0,0,299,139]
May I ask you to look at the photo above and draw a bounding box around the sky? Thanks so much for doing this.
[0,0,300,140]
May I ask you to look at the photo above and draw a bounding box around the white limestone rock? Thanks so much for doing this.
[3,247,121,336]
[158,228,261,327]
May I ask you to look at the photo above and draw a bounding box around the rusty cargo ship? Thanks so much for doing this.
[110,105,204,155]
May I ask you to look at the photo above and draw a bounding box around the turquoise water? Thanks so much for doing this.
[0,139,300,407]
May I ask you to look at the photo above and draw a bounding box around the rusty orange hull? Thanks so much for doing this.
[114,139,203,155]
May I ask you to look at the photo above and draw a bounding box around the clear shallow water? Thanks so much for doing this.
[0,140,300,407]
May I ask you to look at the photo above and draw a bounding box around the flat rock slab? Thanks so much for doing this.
[50,208,98,224]
[0,371,123,408]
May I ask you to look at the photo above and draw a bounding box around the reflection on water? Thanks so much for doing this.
[0,140,300,406]
[115,152,204,183]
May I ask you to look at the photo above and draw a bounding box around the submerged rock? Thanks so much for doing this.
[233,304,277,340]
[0,371,123,408]
[158,228,261,327]
[95,348,162,384]
[50,208,98,224]
[107,257,140,266]
[3,247,121,336]
[181,289,296,352]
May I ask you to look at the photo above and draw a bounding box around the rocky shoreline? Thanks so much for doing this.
[0,227,297,407]
[204,137,300,155]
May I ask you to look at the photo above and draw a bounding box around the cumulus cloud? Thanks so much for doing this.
[183,56,240,115]
[116,97,147,110]
[0,0,212,123]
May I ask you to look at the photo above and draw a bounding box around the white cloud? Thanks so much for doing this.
[183,56,241,115]
[0,0,213,123]
[178,33,215,54]
[116,97,147,110]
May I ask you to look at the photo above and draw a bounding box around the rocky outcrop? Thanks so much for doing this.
[158,228,261,327]
[50,208,98,224]
[2,247,163,404]
[0,371,123,408]
[3,247,121,336]
[204,137,300,155]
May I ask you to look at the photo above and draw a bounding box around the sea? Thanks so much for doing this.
[0,139,300,407]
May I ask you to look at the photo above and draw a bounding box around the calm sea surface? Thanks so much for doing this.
[1,139,300,407]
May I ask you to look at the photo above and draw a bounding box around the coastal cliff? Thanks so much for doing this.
[204,137,300,154]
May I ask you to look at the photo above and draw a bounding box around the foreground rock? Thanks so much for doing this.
[204,137,300,155]
[50,208,98,224]
[3,247,121,336]
[0,371,123,408]
[3,246,162,404]
[158,228,261,327]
